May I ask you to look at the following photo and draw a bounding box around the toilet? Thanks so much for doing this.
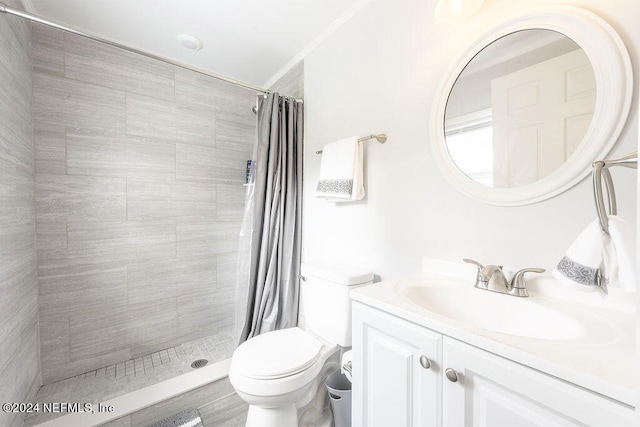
[229,264,373,427]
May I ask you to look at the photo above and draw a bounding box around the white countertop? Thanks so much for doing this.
[351,268,636,406]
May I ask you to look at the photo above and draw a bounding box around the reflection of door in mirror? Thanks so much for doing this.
[491,49,595,187]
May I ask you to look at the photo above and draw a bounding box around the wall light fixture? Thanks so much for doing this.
[434,0,484,24]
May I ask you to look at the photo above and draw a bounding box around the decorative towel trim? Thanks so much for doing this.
[316,179,353,196]
[556,256,599,286]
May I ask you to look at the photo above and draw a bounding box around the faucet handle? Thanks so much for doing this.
[510,268,545,294]
[463,259,489,289]
[462,258,484,271]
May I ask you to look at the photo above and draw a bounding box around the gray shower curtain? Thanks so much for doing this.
[239,93,303,342]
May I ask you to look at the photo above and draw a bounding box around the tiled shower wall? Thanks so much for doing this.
[0,1,41,426]
[31,23,257,384]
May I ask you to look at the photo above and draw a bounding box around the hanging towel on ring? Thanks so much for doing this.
[316,137,364,201]
[552,216,636,293]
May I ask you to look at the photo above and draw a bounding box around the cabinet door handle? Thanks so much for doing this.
[445,368,459,382]
[419,356,431,369]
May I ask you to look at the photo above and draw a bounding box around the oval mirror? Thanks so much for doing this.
[431,6,633,206]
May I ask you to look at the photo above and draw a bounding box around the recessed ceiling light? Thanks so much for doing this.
[177,34,203,51]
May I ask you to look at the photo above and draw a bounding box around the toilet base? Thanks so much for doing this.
[246,403,297,427]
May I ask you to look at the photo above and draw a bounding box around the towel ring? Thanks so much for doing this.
[592,151,637,234]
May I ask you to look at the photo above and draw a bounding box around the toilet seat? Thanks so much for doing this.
[232,327,323,380]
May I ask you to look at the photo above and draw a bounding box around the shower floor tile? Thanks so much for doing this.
[24,333,236,426]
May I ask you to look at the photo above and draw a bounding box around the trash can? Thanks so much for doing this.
[325,370,352,427]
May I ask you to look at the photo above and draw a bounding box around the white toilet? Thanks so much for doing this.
[229,264,373,427]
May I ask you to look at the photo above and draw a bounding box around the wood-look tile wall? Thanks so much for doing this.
[31,23,257,384]
[0,1,41,426]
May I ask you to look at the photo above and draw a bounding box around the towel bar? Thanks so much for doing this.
[592,151,637,234]
[315,134,387,154]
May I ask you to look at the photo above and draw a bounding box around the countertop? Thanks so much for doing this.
[351,270,636,406]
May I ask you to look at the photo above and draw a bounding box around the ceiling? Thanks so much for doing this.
[22,0,367,89]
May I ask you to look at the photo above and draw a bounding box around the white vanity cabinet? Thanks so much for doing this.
[442,337,635,427]
[352,302,636,427]
[352,302,442,427]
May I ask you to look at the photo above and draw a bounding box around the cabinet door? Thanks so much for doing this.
[352,303,442,427]
[442,337,635,427]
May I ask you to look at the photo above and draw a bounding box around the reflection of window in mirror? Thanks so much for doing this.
[445,108,493,186]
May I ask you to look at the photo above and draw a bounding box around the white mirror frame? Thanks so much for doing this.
[431,5,633,206]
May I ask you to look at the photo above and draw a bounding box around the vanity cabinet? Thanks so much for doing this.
[352,302,442,427]
[442,337,634,426]
[352,302,635,427]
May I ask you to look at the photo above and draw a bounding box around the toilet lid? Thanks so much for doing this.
[233,328,323,380]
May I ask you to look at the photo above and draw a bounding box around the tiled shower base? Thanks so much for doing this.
[24,333,241,426]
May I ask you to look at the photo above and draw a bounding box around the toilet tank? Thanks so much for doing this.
[300,263,373,347]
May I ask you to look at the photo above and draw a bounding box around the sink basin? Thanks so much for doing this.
[398,284,588,340]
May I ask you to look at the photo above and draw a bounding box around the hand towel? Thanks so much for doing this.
[607,216,636,292]
[553,216,636,293]
[553,219,605,291]
[316,137,364,201]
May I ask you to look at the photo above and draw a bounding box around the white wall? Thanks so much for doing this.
[302,0,639,281]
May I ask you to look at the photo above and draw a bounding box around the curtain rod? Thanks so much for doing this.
[0,2,270,94]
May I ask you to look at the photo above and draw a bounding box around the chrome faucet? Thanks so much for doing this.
[463,259,545,297]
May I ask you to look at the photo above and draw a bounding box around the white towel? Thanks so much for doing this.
[608,216,636,292]
[553,216,636,293]
[316,137,364,201]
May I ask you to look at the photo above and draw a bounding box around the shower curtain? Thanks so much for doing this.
[236,93,303,342]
